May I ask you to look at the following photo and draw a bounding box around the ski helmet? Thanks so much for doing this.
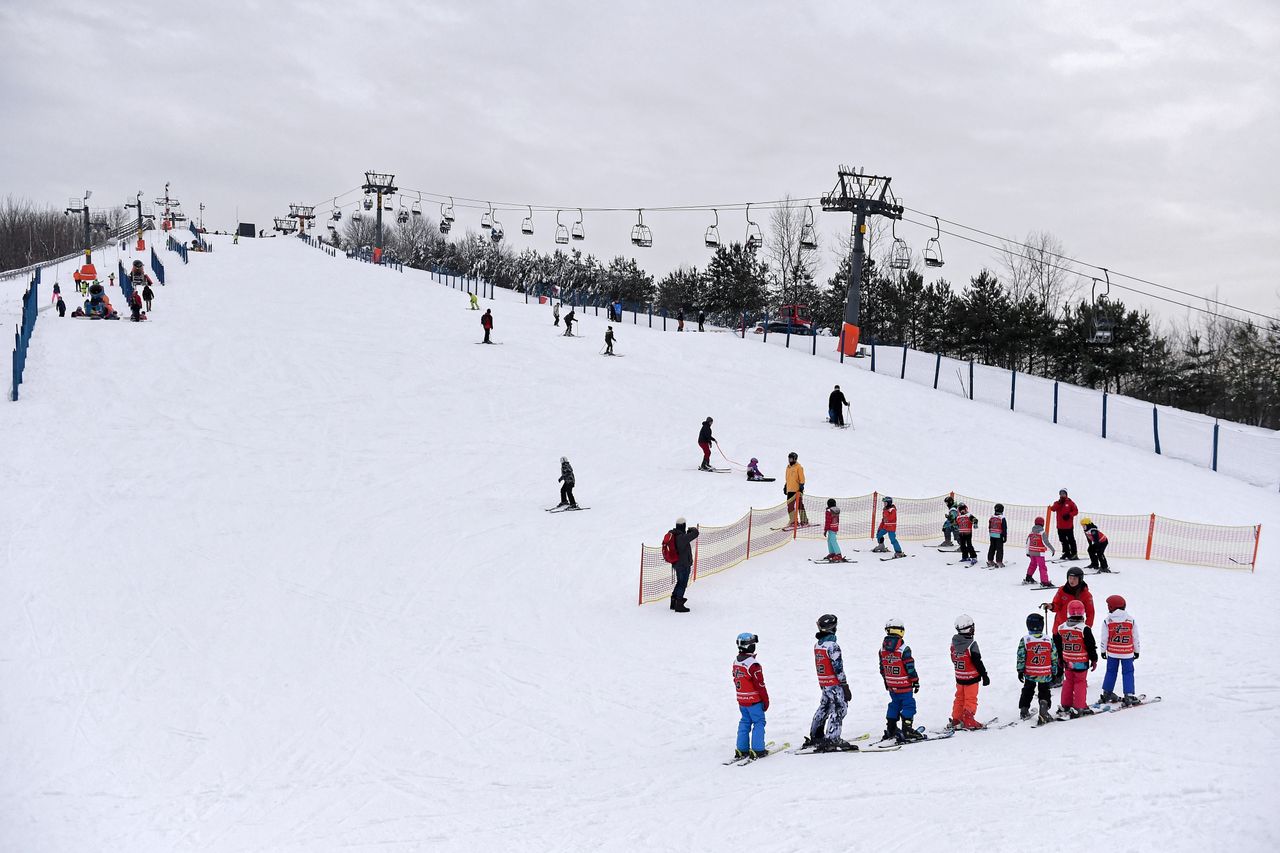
[826,498,837,508]
[736,632,758,653]
[994,503,1005,514]
[882,495,893,505]
[955,614,975,635]
[1034,516,1045,526]
[817,614,838,632]
[675,517,687,526]
[957,503,968,512]
[749,457,758,464]
[1026,612,1045,633]
[884,618,904,636]
[1066,566,1084,583]
[560,456,568,464]
[1080,517,1093,527]
[132,259,143,267]
[1106,594,1126,611]
[944,495,955,507]
[1067,600,1086,620]
[1059,489,1068,496]
[788,451,798,461]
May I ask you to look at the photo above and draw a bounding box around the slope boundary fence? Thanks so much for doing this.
[637,491,1261,604]
[10,270,39,400]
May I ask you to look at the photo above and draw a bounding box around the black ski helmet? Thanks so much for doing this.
[957,503,968,512]
[1066,566,1085,583]
[826,498,837,508]
[882,495,893,505]
[817,614,838,632]
[1026,612,1045,633]
[944,495,955,507]
[736,632,758,653]
[994,503,1005,514]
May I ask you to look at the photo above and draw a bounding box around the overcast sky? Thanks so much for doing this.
[2,0,1277,324]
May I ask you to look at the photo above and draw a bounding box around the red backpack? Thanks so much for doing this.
[661,530,680,564]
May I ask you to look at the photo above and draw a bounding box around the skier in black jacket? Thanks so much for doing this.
[697,417,717,471]
[556,457,577,508]
[828,385,848,426]
[669,517,700,612]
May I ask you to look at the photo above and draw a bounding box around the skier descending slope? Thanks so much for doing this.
[1098,594,1141,706]
[1017,612,1060,724]
[697,418,718,471]
[731,633,770,760]
[555,457,577,509]
[480,308,494,343]
[879,619,924,742]
[804,614,855,751]
[949,615,990,730]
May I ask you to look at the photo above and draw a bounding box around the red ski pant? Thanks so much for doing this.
[699,441,712,464]
[1061,667,1089,709]
[951,682,979,721]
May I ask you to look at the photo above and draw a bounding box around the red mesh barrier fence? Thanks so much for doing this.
[638,493,1261,604]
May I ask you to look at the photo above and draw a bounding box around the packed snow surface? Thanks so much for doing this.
[3,234,1278,852]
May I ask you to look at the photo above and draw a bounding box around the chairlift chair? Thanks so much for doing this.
[889,220,910,270]
[411,193,422,217]
[923,215,944,267]
[352,208,364,222]
[331,197,341,221]
[744,203,763,252]
[439,217,452,234]
[396,200,409,225]
[630,209,653,248]
[799,205,818,250]
[554,210,570,245]
[704,209,721,249]
[571,208,585,241]
[481,202,494,230]
[490,217,505,244]
[521,205,535,236]
[444,197,456,223]
[363,196,373,211]
[1088,269,1115,346]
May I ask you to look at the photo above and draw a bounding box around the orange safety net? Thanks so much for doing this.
[638,493,1261,604]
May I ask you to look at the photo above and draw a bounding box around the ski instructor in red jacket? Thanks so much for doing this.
[1049,489,1079,560]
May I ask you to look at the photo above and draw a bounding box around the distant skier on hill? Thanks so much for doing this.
[555,457,577,509]
[828,384,848,427]
[677,308,685,332]
[481,309,494,343]
[604,326,616,355]
[746,457,767,481]
[553,302,561,326]
[697,417,717,471]
[469,291,480,310]
[563,309,575,337]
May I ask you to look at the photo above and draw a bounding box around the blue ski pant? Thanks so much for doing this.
[826,530,841,555]
[811,685,848,740]
[877,527,901,552]
[1102,656,1135,695]
[886,690,916,722]
[737,702,766,751]
[672,563,691,601]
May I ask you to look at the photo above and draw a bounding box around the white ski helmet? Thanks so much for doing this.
[955,614,975,635]
[885,617,904,634]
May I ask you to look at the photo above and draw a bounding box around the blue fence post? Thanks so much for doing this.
[969,360,974,400]
[1053,382,1059,423]
[1102,392,1109,438]
[662,309,667,331]
[839,328,845,364]
[1152,407,1161,454]
[741,312,746,339]
[649,305,653,328]
[1212,422,1220,471]
[1010,370,1017,410]
[870,344,876,372]
[933,352,941,389]
[900,344,907,379]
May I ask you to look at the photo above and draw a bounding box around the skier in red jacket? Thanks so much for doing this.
[1049,489,1080,560]
[1049,566,1095,633]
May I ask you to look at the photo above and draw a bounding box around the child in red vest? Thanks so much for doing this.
[804,614,854,751]
[1082,518,1111,572]
[822,499,846,562]
[955,502,977,565]
[1022,517,1056,588]
[1018,612,1060,724]
[872,496,905,558]
[986,503,1008,567]
[949,614,990,730]
[879,618,923,741]
[1054,600,1098,718]
[732,632,770,759]
[1098,594,1141,706]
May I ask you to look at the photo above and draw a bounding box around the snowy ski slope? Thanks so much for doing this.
[2,233,1278,852]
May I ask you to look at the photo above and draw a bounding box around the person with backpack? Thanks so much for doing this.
[128,289,144,322]
[663,518,699,613]
[481,309,494,343]
[986,503,1008,567]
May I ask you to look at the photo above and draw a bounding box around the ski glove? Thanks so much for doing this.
[841,684,852,702]
[1101,651,1107,659]
[1134,653,1140,660]
[912,683,920,694]
[1017,673,1024,683]
[981,674,990,687]
[1090,662,1097,671]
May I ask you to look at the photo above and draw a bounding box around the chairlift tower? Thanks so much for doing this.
[64,190,98,284]
[820,166,903,354]
[288,204,316,236]
[125,190,147,250]
[361,171,398,263]
[154,182,180,232]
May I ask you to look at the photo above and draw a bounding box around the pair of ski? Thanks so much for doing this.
[545,505,590,513]
[748,477,777,483]
[771,522,815,531]
[879,553,914,562]
[698,467,732,474]
[793,732,901,755]
[723,740,791,765]
[809,556,857,564]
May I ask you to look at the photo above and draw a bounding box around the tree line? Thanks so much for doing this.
[0,196,129,274]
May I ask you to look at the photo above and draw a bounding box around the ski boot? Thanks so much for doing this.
[1121,694,1141,707]
[900,719,926,742]
[749,747,769,759]
[1097,691,1120,705]
[698,462,712,471]
[1079,706,1095,716]
[1065,706,1082,720]
[1021,576,1036,585]
[985,561,996,568]
[883,719,900,743]
[1038,581,1055,589]
[554,501,568,508]
[890,552,907,560]
[733,749,749,760]
[816,738,856,753]
[1019,707,1032,721]
[871,544,889,553]
[1036,700,1053,725]
[996,561,1005,568]
[946,718,962,730]
[1095,566,1112,574]
[959,711,984,731]
[801,734,825,750]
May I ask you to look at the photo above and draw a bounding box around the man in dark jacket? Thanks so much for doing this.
[142,283,154,312]
[670,517,699,613]
[828,385,849,426]
[481,309,493,343]
[1050,489,1079,559]
[56,296,66,317]
[697,417,716,471]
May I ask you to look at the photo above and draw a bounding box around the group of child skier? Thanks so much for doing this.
[732,593,1142,760]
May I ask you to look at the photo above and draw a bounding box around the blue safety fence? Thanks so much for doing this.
[10,271,39,401]
[187,221,212,253]
[166,233,189,264]
[151,248,165,284]
[344,246,403,271]
[116,260,136,304]
[298,233,337,257]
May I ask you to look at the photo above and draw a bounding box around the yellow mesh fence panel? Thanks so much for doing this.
[1150,517,1259,570]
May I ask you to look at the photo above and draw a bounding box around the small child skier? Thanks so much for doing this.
[804,614,854,751]
[1054,599,1098,718]
[1022,516,1056,587]
[604,326,616,355]
[732,632,770,759]
[746,457,766,481]
[940,495,958,547]
[986,503,1008,567]
[822,499,845,562]
[954,502,977,564]
[469,291,480,310]
[871,496,905,558]
[879,618,924,742]
[1081,517,1111,572]
[949,614,990,730]
[556,457,577,508]
[1017,612,1061,723]
[1098,594,1141,706]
